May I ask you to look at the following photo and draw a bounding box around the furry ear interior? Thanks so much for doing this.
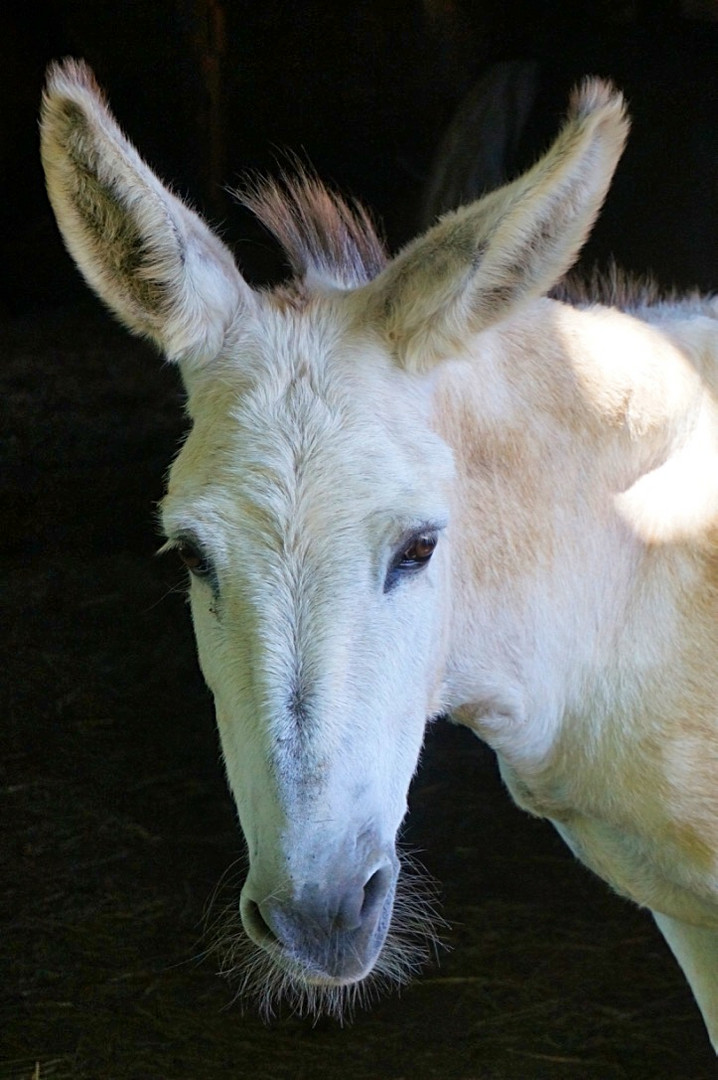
[40,59,253,364]
[357,79,629,369]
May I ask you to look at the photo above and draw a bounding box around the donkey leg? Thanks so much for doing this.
[652,910,718,1052]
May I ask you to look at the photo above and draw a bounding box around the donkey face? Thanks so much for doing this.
[160,306,454,993]
[41,60,627,1013]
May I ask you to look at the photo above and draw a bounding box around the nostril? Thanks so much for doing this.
[242,897,279,947]
[361,864,391,919]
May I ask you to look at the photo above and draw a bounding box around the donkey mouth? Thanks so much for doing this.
[220,854,441,1019]
[241,867,397,984]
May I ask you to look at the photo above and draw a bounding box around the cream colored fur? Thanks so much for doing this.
[41,59,718,1045]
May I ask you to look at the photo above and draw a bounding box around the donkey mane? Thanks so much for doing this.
[553,263,718,319]
[241,174,718,325]
[236,170,388,293]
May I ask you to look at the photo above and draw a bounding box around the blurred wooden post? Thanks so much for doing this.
[186,0,227,217]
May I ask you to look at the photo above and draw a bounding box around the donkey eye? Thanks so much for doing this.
[176,540,210,577]
[399,533,438,568]
[385,530,439,592]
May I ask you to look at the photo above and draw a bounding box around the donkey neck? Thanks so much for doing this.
[433,296,718,767]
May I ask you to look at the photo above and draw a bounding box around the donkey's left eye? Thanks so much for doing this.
[385,531,439,591]
[399,533,438,568]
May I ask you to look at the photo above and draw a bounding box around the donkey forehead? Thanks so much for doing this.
[162,304,454,539]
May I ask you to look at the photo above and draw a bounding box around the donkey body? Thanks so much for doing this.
[41,61,718,1047]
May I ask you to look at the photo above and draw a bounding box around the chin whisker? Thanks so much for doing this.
[200,846,446,1024]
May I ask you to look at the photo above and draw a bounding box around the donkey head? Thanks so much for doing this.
[41,60,627,1014]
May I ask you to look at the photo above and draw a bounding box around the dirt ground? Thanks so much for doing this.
[4,303,717,1080]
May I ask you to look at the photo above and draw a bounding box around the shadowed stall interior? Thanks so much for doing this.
[3,3,718,1078]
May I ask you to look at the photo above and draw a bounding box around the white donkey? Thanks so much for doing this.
[41,60,718,1047]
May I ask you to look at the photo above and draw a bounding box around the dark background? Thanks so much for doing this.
[3,2,718,1078]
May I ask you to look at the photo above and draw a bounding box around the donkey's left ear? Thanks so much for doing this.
[41,59,253,365]
[357,79,629,368]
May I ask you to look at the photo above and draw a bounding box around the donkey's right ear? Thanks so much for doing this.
[355,78,628,370]
[40,59,253,365]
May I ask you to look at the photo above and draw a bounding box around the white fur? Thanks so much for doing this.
[41,60,718,1047]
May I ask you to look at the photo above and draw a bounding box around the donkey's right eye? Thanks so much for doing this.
[176,541,210,577]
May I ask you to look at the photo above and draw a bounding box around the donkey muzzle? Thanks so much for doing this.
[240,856,398,983]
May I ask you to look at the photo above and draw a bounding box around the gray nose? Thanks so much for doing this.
[241,859,397,982]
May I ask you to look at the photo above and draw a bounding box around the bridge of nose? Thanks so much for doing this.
[292,878,365,932]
